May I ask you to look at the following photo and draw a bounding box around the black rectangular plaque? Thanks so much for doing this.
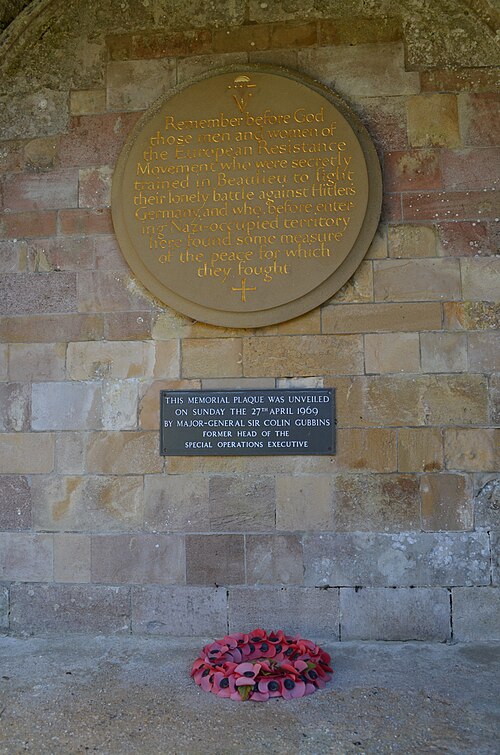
[160,389,335,456]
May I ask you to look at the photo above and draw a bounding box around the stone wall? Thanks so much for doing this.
[0,0,498,640]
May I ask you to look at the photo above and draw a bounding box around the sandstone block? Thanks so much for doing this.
[25,236,95,273]
[55,432,85,474]
[228,587,340,640]
[469,332,500,373]
[0,313,103,343]
[322,302,441,334]
[271,21,317,49]
[407,94,460,148]
[213,24,271,52]
[86,432,163,474]
[437,221,493,258]
[31,475,143,532]
[59,208,114,235]
[0,383,30,431]
[23,136,59,171]
[388,225,437,258]
[144,474,209,532]
[330,260,373,304]
[0,273,77,315]
[420,332,467,373]
[105,312,152,341]
[3,170,78,212]
[243,335,363,377]
[59,114,140,169]
[0,210,57,240]
[102,380,139,431]
[303,532,490,587]
[107,29,212,60]
[461,258,500,301]
[0,533,53,581]
[299,43,419,98]
[77,271,153,313]
[208,475,275,531]
[365,228,388,260]
[320,17,402,46]
[9,584,131,635]
[403,190,497,222]
[153,341,180,379]
[131,586,227,636]
[474,477,500,530]
[453,587,500,640]
[139,379,200,430]
[67,341,154,380]
[276,475,334,531]
[0,433,54,474]
[246,534,304,585]
[0,587,8,631]
[78,167,113,209]
[94,235,128,270]
[0,475,32,529]
[182,338,242,378]
[354,96,408,151]
[421,474,473,531]
[373,259,461,302]
[442,148,499,191]
[365,332,420,374]
[177,52,248,84]
[459,93,500,146]
[8,343,66,381]
[273,309,321,335]
[443,302,499,331]
[384,150,442,192]
[202,377,276,390]
[186,534,245,586]
[91,534,185,585]
[336,428,397,473]
[53,533,91,583]
[0,344,6,380]
[107,59,176,111]
[445,429,498,472]
[333,473,420,532]
[70,89,106,115]
[398,428,443,473]
[0,241,21,273]
[340,587,450,641]
[421,69,499,93]
[32,382,102,431]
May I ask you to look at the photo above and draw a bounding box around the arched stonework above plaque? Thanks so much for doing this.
[112,66,382,328]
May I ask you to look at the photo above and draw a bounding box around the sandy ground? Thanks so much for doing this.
[0,635,499,754]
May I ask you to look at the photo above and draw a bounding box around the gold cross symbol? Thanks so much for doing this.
[232,278,256,303]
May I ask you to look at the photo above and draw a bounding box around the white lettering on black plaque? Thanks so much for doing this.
[160,389,335,455]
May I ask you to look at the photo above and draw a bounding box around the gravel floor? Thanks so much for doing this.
[0,636,499,754]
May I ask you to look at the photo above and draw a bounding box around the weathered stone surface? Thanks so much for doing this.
[9,584,131,635]
[0,433,54,474]
[139,378,200,430]
[0,210,57,240]
[8,342,66,381]
[384,151,442,192]
[77,271,153,313]
[228,587,340,640]
[144,475,209,532]
[131,586,227,636]
[153,340,180,379]
[335,428,396,473]
[468,332,500,374]
[60,111,136,168]
[403,190,497,222]
[0,90,68,140]
[86,432,163,474]
[276,474,334,530]
[0,313,103,343]
[59,208,113,235]
[299,43,419,98]
[70,89,106,115]
[407,95,460,148]
[438,221,494,258]
[53,533,91,583]
[373,259,461,302]
[24,236,94,273]
[0,586,8,631]
[340,587,451,641]
[246,534,304,585]
[107,59,176,111]
[420,332,467,373]
[0,533,53,581]
[23,136,60,171]
[186,534,245,586]
[182,338,242,378]
[365,332,420,374]
[387,225,436,258]
[91,534,185,585]
[453,587,500,641]
[303,532,490,587]
[473,477,500,531]
[333,474,420,532]
[441,148,499,191]
[421,474,473,532]
[322,302,441,334]
[320,16,402,46]
[78,166,113,209]
[459,93,500,147]
[0,475,32,529]
[107,29,212,61]
[67,341,154,380]
[32,381,101,430]
[0,383,30,431]
[101,380,138,431]
[31,475,143,532]
[105,312,152,341]
[3,169,78,212]
[354,96,408,151]
[243,335,363,377]
[445,429,499,473]
[443,301,499,331]
[461,259,500,301]
[208,475,275,531]
[398,428,443,473]
[54,432,85,474]
[330,261,373,304]
[176,52,248,84]
[0,273,77,315]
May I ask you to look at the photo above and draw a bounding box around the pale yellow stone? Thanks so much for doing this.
[365,228,388,260]
[67,341,155,379]
[365,332,420,373]
[153,340,180,378]
[322,302,442,334]
[243,335,363,377]
[445,428,499,472]
[9,343,66,381]
[407,94,461,148]
[276,475,334,530]
[374,259,461,302]
[421,332,467,373]
[0,433,55,474]
[55,432,85,474]
[331,261,373,304]
[461,258,500,301]
[70,89,106,115]
[102,380,139,430]
[388,225,437,258]
[337,428,397,472]
[398,428,444,472]
[86,432,163,474]
[182,338,243,378]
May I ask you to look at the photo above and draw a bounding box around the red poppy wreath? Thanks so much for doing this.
[191,628,333,701]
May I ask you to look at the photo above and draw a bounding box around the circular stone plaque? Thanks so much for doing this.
[112,66,382,327]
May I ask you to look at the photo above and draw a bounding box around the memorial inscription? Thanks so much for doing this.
[112,67,382,327]
[160,389,335,456]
